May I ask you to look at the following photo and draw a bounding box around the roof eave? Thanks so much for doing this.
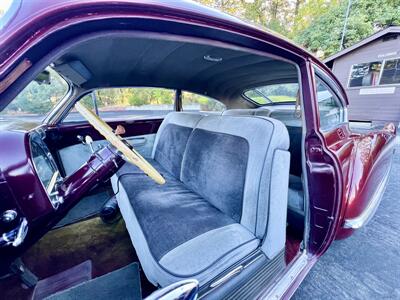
[324,26,400,63]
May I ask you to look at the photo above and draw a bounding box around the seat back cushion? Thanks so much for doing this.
[222,108,271,117]
[181,128,249,222]
[181,115,289,238]
[224,110,303,177]
[152,112,204,178]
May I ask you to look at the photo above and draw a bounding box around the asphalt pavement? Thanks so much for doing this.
[293,144,400,299]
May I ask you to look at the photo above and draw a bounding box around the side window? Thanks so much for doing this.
[64,87,174,122]
[316,77,345,130]
[182,91,225,113]
[0,68,68,122]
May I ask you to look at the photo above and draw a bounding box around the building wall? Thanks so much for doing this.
[331,35,400,122]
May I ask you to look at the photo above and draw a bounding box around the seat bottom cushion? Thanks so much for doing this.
[112,161,259,286]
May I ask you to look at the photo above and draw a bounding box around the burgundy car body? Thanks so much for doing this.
[0,0,396,298]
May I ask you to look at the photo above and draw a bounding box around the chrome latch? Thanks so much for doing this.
[1,218,28,247]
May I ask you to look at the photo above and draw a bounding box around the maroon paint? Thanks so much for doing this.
[0,127,124,273]
[323,123,397,239]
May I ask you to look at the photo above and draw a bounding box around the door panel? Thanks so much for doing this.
[59,133,156,176]
[45,118,163,176]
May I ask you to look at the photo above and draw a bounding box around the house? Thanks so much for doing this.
[325,26,400,123]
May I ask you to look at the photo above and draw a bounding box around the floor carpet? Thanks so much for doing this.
[0,217,137,300]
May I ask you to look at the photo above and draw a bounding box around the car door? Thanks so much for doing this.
[313,67,397,240]
[45,88,174,177]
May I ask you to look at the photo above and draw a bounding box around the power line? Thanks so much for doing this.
[340,0,353,51]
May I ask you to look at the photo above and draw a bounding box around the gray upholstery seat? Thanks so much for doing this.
[223,109,306,226]
[112,112,290,287]
[222,108,271,117]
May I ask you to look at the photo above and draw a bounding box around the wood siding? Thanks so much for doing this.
[331,35,400,122]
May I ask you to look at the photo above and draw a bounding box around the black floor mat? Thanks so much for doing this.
[45,263,141,300]
[54,189,113,228]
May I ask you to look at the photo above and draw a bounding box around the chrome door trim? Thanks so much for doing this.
[259,251,308,300]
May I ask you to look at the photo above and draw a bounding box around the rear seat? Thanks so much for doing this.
[223,109,305,229]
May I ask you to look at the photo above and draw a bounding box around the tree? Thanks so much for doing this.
[295,0,400,58]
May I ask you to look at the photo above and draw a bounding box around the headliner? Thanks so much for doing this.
[53,35,298,107]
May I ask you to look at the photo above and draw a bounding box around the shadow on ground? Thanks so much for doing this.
[293,146,400,300]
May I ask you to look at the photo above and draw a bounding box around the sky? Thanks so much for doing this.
[0,0,13,16]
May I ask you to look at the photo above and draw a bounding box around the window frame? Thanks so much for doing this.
[347,56,400,89]
[314,67,348,131]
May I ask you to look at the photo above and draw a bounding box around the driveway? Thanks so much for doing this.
[293,144,400,299]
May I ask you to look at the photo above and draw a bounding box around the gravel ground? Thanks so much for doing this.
[293,145,400,300]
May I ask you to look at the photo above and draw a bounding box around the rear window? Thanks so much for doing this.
[182,91,225,112]
[244,83,299,105]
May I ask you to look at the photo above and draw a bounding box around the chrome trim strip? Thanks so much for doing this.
[43,85,76,125]
[209,265,243,288]
[343,161,392,229]
[145,279,199,300]
[259,252,308,300]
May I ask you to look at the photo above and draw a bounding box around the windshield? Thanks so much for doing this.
[0,68,69,123]
[0,0,16,30]
[0,0,13,17]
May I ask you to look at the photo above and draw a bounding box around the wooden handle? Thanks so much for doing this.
[75,102,165,185]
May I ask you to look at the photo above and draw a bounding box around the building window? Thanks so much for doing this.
[349,61,382,87]
[243,83,299,105]
[380,58,400,85]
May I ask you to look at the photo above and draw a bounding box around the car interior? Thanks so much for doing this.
[0,33,308,299]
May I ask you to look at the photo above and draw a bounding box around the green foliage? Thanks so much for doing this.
[196,0,400,58]
[1,69,68,116]
[295,0,400,58]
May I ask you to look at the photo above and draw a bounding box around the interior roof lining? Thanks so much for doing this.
[56,35,297,102]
